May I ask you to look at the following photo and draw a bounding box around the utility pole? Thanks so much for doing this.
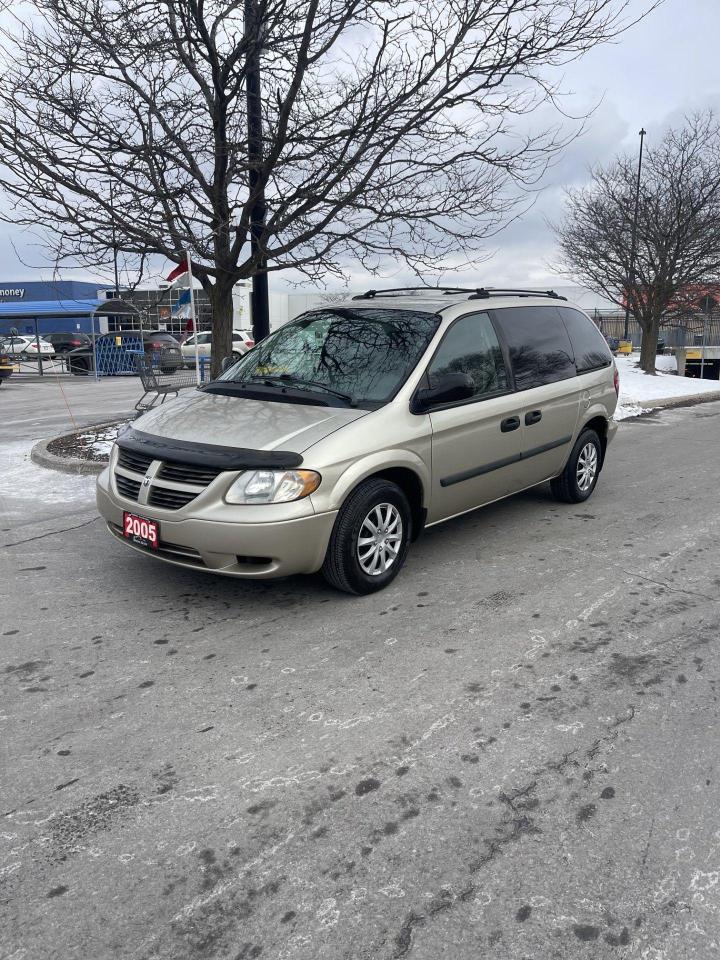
[245,0,270,343]
[624,127,646,340]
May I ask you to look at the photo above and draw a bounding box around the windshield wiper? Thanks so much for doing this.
[246,374,357,407]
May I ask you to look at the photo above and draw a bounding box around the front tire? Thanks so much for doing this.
[69,357,90,376]
[322,478,412,595]
[551,428,602,503]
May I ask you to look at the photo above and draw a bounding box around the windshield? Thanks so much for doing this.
[215,307,441,407]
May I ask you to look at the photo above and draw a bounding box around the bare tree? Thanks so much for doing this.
[555,112,720,373]
[0,0,653,374]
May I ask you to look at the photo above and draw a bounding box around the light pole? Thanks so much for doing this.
[624,127,647,341]
[109,181,121,298]
[245,0,270,343]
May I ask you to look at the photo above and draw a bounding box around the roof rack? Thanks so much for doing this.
[469,288,567,301]
[351,286,475,300]
[351,286,567,301]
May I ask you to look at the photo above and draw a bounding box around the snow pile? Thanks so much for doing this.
[1,441,96,526]
[615,354,720,420]
[47,421,125,463]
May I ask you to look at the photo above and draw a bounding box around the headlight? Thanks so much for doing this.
[225,469,321,504]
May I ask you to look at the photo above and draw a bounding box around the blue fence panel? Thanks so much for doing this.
[94,335,144,376]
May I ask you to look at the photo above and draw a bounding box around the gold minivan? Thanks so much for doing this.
[97,288,618,594]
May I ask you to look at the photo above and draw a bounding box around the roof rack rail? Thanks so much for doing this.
[351,286,475,300]
[351,286,568,301]
[469,288,567,301]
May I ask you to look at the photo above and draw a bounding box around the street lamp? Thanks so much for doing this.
[624,127,647,341]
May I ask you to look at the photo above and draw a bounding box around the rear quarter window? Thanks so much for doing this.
[494,306,575,390]
[556,307,613,373]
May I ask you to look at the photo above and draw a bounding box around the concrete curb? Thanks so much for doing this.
[636,390,720,413]
[31,436,108,475]
[30,419,122,475]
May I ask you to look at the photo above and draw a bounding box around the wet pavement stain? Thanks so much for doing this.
[355,777,381,796]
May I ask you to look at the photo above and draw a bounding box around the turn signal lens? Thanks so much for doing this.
[225,469,321,504]
[613,363,620,397]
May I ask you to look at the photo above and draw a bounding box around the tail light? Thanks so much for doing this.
[149,341,165,350]
[70,339,82,346]
[613,363,620,397]
[244,340,254,348]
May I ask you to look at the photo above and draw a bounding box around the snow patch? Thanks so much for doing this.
[615,355,720,420]
[1,440,96,507]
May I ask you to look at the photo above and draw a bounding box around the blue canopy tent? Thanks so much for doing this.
[0,297,141,376]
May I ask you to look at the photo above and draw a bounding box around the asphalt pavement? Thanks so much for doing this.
[1,374,142,444]
[2,388,720,960]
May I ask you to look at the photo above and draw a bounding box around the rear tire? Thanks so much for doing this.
[550,428,602,503]
[322,478,411,595]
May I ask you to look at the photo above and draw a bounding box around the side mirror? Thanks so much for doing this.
[220,355,235,373]
[412,372,475,412]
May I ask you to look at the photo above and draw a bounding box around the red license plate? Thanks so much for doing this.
[123,512,159,550]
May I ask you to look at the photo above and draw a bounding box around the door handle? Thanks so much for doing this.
[525,410,542,426]
[500,416,521,433]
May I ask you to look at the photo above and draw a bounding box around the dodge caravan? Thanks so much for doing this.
[97,288,618,594]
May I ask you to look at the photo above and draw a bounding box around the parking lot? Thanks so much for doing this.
[2,381,720,959]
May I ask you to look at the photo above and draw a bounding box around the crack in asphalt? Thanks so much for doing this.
[620,570,719,604]
[2,516,100,549]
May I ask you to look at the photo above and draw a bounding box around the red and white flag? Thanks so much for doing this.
[166,258,189,285]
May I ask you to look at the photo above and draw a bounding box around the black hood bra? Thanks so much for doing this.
[116,427,303,471]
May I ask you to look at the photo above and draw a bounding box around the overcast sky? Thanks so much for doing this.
[0,0,718,293]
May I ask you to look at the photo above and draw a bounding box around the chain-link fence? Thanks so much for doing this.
[591,312,720,349]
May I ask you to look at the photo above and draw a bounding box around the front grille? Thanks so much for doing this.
[157,461,222,485]
[117,448,154,474]
[115,475,141,501]
[115,444,223,512]
[148,487,199,510]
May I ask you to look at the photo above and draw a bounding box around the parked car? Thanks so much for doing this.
[68,330,183,375]
[0,350,14,384]
[181,329,254,367]
[44,331,92,356]
[0,334,54,359]
[98,288,618,594]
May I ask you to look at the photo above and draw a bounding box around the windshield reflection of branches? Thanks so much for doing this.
[230,309,439,402]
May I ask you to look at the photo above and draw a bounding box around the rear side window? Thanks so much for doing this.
[494,306,575,390]
[428,312,508,399]
[557,307,612,373]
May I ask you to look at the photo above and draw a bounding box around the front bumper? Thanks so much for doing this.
[97,476,337,579]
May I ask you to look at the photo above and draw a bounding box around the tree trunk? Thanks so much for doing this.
[639,315,660,373]
[210,281,235,379]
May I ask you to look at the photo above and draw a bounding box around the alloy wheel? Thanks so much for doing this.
[357,502,403,576]
[576,442,598,492]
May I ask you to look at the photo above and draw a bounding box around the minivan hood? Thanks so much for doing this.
[133,388,369,454]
